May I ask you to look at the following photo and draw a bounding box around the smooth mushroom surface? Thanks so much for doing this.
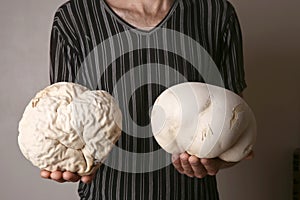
[151,82,256,162]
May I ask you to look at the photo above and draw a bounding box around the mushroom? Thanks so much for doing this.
[150,82,256,162]
[18,82,122,175]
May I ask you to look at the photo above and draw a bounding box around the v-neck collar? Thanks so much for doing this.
[100,0,179,35]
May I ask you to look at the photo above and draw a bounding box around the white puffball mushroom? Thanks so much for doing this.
[18,82,122,175]
[151,82,257,162]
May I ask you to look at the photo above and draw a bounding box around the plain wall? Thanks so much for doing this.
[217,1,300,200]
[0,0,299,200]
[0,0,79,199]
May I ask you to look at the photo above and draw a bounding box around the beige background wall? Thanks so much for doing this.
[218,0,300,200]
[1,0,299,199]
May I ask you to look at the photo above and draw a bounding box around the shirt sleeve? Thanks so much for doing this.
[219,4,247,94]
[49,27,80,84]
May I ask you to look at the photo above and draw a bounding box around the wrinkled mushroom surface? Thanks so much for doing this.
[151,82,256,162]
[18,82,122,175]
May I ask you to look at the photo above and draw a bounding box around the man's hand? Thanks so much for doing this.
[172,151,254,178]
[40,170,95,184]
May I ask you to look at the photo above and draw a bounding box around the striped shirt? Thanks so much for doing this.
[49,0,246,199]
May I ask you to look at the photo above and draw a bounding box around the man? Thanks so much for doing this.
[41,0,253,199]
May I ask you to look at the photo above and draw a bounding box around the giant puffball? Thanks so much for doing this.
[150,82,256,162]
[18,82,122,175]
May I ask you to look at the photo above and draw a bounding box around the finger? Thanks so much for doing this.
[180,153,194,177]
[172,154,184,174]
[62,171,81,182]
[40,170,51,179]
[245,151,254,160]
[171,154,180,162]
[200,159,219,176]
[50,171,65,183]
[81,174,95,184]
[188,156,207,178]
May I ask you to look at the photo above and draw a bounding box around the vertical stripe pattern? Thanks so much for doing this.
[49,0,246,199]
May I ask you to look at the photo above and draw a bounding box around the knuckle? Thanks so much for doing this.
[201,159,211,165]
[180,159,189,165]
[189,160,200,166]
[172,154,180,161]
[180,153,190,161]
[195,170,207,178]
[182,166,192,172]
[195,173,207,179]
[173,164,183,172]
[184,170,194,175]
[185,170,193,173]
[172,162,180,168]
[185,173,194,178]
[172,159,181,165]
[181,163,189,169]
[188,156,199,164]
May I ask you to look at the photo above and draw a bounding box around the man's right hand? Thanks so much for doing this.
[40,170,95,184]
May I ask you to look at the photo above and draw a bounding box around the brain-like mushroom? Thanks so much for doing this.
[18,82,122,175]
[151,82,257,162]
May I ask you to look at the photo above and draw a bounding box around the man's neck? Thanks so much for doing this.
[105,0,174,16]
[104,0,175,30]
